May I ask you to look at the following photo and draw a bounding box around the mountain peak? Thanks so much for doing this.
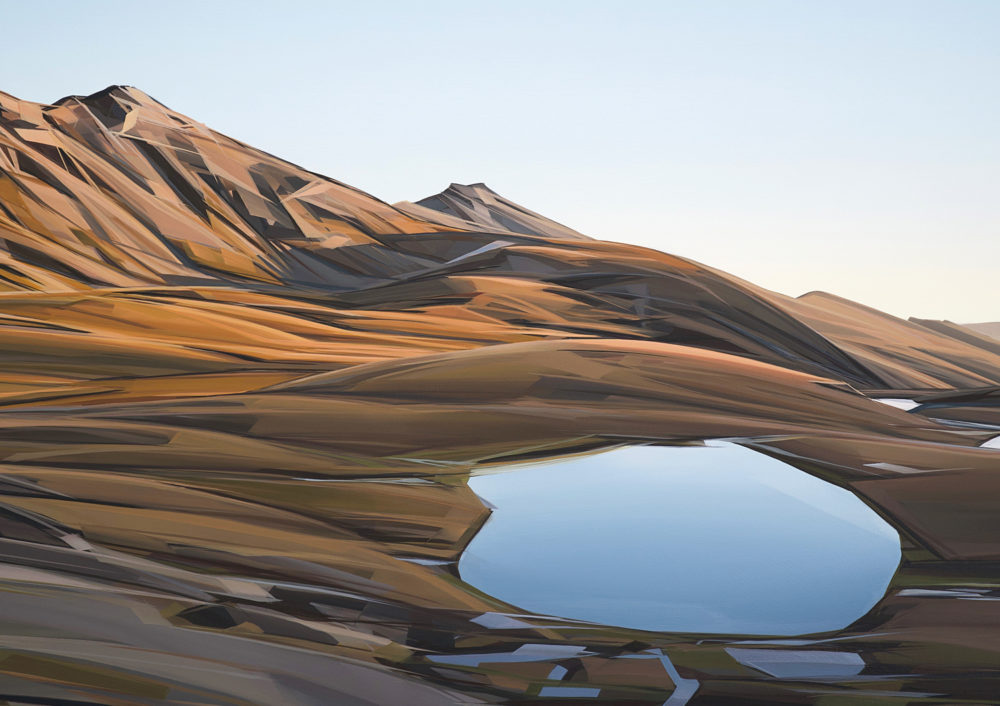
[0,85,448,290]
[53,84,157,107]
[449,181,493,192]
[398,182,591,241]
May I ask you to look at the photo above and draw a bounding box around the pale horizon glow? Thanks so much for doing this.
[3,0,997,322]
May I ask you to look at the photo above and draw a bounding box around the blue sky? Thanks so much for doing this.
[3,1,997,321]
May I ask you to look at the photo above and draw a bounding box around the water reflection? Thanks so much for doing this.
[459,443,901,635]
[874,398,920,411]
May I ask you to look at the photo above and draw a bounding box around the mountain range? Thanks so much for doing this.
[1,85,998,394]
[0,85,998,705]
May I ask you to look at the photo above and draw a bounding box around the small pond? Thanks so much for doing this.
[459,442,901,635]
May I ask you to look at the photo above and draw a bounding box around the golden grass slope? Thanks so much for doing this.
[1,85,998,391]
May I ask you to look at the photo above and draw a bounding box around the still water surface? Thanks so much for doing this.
[460,443,901,635]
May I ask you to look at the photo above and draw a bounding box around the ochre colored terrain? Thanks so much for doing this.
[0,85,998,704]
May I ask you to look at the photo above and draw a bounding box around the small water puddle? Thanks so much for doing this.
[459,443,900,635]
[873,398,920,411]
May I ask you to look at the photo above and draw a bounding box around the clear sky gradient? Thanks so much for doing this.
[3,1,997,321]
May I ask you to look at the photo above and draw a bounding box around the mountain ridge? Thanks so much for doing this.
[965,321,1000,340]
[2,84,1000,705]
[1,85,998,390]
[397,181,592,241]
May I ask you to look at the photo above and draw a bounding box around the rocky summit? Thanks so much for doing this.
[0,85,998,704]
